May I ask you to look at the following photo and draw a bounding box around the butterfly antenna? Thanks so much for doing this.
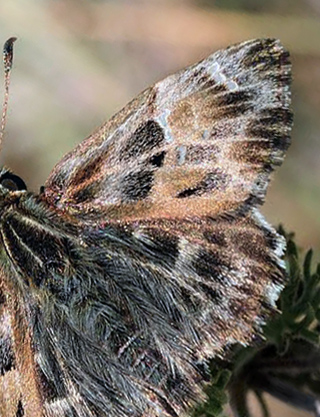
[0,37,17,151]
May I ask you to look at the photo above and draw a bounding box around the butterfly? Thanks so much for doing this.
[0,38,292,417]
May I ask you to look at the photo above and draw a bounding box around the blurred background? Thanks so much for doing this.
[0,1,319,415]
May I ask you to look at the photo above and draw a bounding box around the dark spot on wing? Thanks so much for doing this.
[121,170,154,201]
[235,230,271,263]
[199,283,223,303]
[246,125,290,152]
[264,229,281,252]
[259,108,293,127]
[16,400,24,417]
[192,249,228,284]
[210,90,254,120]
[72,182,100,204]
[177,170,228,198]
[246,107,292,149]
[149,150,166,168]
[136,229,179,267]
[215,102,253,120]
[177,187,198,198]
[216,90,252,107]
[0,335,15,375]
[242,39,290,72]
[122,120,165,160]
[71,154,104,187]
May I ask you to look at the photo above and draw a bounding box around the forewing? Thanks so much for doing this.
[44,38,292,221]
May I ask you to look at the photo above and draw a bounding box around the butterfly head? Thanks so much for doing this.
[0,168,27,193]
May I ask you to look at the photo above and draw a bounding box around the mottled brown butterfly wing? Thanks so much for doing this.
[0,38,292,417]
[0,287,20,417]
[0,277,43,417]
[45,38,291,222]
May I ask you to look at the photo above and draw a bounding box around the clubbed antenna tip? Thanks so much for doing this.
[0,37,17,150]
[3,37,17,73]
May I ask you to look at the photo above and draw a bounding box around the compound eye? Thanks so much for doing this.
[0,172,27,191]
